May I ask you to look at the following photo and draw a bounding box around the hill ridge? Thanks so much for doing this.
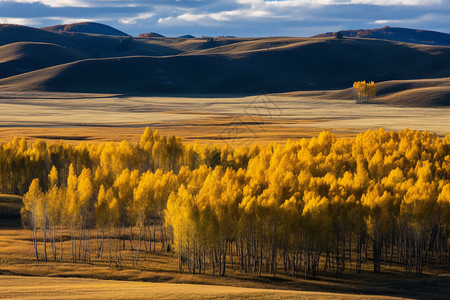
[314,26,450,46]
[41,22,129,37]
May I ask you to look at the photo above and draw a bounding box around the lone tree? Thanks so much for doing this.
[353,81,376,104]
[334,31,344,39]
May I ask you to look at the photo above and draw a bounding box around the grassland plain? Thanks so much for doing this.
[0,92,450,146]
[0,276,407,300]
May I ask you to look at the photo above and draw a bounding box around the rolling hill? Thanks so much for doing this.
[1,37,450,98]
[138,32,165,38]
[0,24,182,58]
[315,26,450,46]
[179,35,196,39]
[1,23,450,106]
[0,42,88,79]
[0,24,78,49]
[42,22,129,37]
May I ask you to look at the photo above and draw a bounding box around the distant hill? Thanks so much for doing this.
[179,35,196,39]
[0,24,180,58]
[1,24,450,106]
[2,38,450,100]
[314,26,450,46]
[0,24,77,48]
[42,22,129,37]
[0,42,88,79]
[138,32,165,38]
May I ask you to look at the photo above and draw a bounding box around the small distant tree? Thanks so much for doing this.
[353,81,376,104]
[334,31,344,39]
[201,36,214,42]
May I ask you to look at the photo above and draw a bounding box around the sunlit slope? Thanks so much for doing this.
[140,36,255,52]
[0,276,405,300]
[0,42,88,79]
[327,77,450,106]
[2,38,450,95]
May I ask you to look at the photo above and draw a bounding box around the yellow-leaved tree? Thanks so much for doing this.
[22,178,44,262]
[353,81,376,104]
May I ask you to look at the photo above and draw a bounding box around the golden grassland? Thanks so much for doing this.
[0,227,449,300]
[0,92,450,146]
[0,276,406,300]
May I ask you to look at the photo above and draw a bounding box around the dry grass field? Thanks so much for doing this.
[0,276,408,300]
[0,92,449,146]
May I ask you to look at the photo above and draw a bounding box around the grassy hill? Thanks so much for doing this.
[1,37,450,98]
[42,22,129,37]
[0,24,78,49]
[0,42,88,79]
[315,26,450,46]
[0,24,180,58]
[1,24,450,106]
[138,32,165,38]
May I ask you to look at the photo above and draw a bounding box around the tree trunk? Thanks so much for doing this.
[108,226,112,268]
[153,223,156,253]
[52,223,56,261]
[130,224,134,251]
[60,223,63,262]
[43,216,48,262]
[99,226,104,258]
[136,223,142,265]
[33,220,39,262]
[122,222,126,250]
[178,232,182,273]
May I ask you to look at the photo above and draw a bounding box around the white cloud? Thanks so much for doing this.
[157,0,444,27]
[0,17,41,26]
[158,8,273,25]
[45,17,102,24]
[119,12,155,25]
[242,0,442,6]
[372,19,402,24]
[0,0,93,8]
[371,13,445,25]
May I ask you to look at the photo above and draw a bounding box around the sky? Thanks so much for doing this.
[0,0,450,37]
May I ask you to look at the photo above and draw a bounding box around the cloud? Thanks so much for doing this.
[0,16,40,25]
[158,8,272,25]
[45,16,102,24]
[242,0,442,6]
[0,0,93,8]
[119,12,155,25]
[1,0,450,36]
[371,13,447,25]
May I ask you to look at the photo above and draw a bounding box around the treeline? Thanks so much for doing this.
[9,128,450,276]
